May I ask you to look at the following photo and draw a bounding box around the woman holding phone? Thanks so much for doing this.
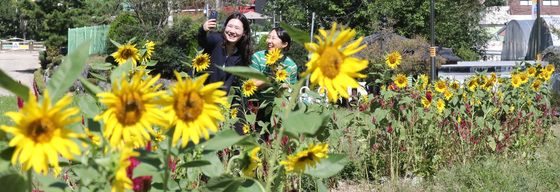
[197,11,252,93]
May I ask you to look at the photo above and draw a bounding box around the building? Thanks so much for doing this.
[481,0,560,61]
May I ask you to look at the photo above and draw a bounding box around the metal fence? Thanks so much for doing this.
[67,25,109,55]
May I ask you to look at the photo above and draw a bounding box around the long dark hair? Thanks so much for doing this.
[222,12,252,66]
[272,27,291,51]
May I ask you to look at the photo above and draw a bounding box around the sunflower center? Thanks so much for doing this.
[28,118,56,143]
[389,55,397,64]
[175,91,204,122]
[117,92,145,125]
[297,152,315,163]
[121,48,133,58]
[318,47,343,78]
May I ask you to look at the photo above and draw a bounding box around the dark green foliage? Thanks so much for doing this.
[455,47,481,61]
[151,16,202,78]
[107,12,144,52]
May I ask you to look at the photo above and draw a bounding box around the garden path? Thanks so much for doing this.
[0,50,39,96]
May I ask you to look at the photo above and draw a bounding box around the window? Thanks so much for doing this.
[521,0,560,5]
[520,0,532,5]
[543,0,559,5]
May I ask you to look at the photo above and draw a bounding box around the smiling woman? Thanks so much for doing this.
[197,12,252,93]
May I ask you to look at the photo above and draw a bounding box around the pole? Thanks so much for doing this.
[536,0,541,60]
[307,12,315,87]
[430,0,437,81]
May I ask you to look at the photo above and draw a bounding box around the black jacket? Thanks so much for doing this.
[197,27,242,93]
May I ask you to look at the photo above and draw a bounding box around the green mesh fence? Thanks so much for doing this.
[67,25,109,55]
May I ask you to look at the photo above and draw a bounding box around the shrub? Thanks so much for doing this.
[107,12,144,52]
[455,46,480,61]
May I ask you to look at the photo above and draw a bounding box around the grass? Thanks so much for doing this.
[424,124,560,191]
[331,124,560,191]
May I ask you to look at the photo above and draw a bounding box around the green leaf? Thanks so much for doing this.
[200,175,241,192]
[36,174,66,192]
[315,179,328,192]
[0,69,30,101]
[78,77,103,95]
[203,129,246,151]
[178,160,211,169]
[237,179,265,192]
[0,168,27,192]
[72,166,100,186]
[284,110,328,136]
[46,41,90,101]
[280,22,310,44]
[133,163,159,178]
[200,153,224,177]
[305,154,348,178]
[90,62,113,70]
[110,60,133,83]
[76,94,100,118]
[220,66,269,82]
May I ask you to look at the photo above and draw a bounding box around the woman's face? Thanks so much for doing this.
[224,19,244,43]
[266,30,287,51]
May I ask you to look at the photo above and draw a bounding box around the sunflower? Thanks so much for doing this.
[154,130,166,142]
[385,51,402,69]
[538,70,552,81]
[112,43,141,66]
[443,90,453,101]
[192,53,211,73]
[242,80,257,97]
[434,80,447,93]
[544,64,555,74]
[95,69,167,148]
[142,40,155,62]
[417,74,429,89]
[511,74,522,88]
[450,81,460,90]
[467,78,478,91]
[275,69,288,82]
[230,108,238,118]
[436,99,445,114]
[242,124,250,134]
[242,147,261,177]
[84,127,101,146]
[265,48,283,66]
[165,72,227,147]
[302,22,368,102]
[531,79,542,91]
[280,143,329,173]
[112,147,139,192]
[1,91,82,175]
[527,67,537,77]
[519,72,529,84]
[394,74,408,89]
[483,73,497,90]
[421,97,431,108]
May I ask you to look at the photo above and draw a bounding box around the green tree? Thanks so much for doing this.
[0,0,18,37]
[266,0,491,60]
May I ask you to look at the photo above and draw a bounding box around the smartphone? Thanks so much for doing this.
[209,10,218,20]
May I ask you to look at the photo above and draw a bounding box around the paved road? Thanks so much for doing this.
[0,50,40,96]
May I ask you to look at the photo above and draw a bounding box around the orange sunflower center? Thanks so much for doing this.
[318,47,343,78]
[117,92,145,125]
[27,118,56,143]
[388,55,398,64]
[121,48,134,59]
[297,152,315,163]
[175,91,203,122]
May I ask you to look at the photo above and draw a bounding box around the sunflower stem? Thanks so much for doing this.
[163,136,172,192]
[27,169,32,192]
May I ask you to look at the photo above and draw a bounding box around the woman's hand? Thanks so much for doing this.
[203,19,217,32]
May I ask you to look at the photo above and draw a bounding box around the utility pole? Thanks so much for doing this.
[430,0,437,81]
[536,0,541,60]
